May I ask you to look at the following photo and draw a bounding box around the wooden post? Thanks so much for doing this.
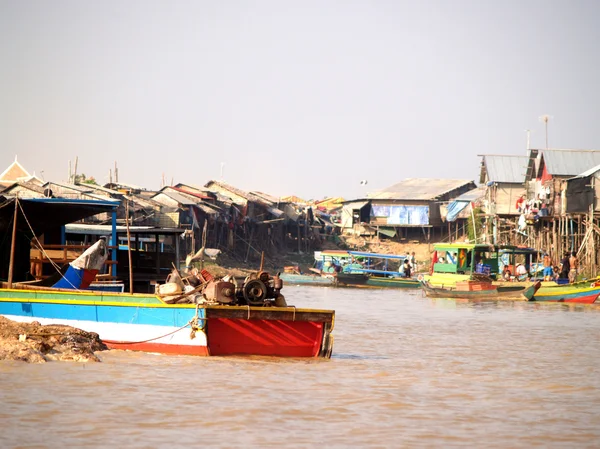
[126,200,134,294]
[245,226,255,263]
[7,197,19,288]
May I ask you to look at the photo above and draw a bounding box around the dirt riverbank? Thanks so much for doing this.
[0,316,106,363]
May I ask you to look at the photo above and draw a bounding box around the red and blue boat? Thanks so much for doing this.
[0,196,335,358]
[0,283,335,357]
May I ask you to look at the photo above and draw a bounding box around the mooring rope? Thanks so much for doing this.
[107,309,206,346]
[17,199,81,291]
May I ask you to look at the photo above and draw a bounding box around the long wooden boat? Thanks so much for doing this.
[0,197,335,358]
[421,280,540,301]
[278,272,337,287]
[0,282,335,358]
[531,278,600,304]
[336,273,421,289]
[318,250,420,289]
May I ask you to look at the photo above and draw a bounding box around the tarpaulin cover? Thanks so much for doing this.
[371,205,429,225]
[566,175,594,213]
[446,201,469,222]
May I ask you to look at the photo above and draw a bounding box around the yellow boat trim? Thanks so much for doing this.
[0,297,195,308]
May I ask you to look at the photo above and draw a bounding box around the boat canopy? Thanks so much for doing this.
[433,243,494,252]
[497,245,541,255]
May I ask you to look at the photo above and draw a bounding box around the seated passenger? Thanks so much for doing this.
[516,263,528,279]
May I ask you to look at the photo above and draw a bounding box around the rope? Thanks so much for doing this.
[107,312,206,345]
[16,199,81,291]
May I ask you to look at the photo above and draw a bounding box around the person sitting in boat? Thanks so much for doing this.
[402,258,412,278]
[502,265,512,281]
[446,252,457,264]
[515,263,528,280]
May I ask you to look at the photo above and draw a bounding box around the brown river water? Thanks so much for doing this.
[1,286,600,448]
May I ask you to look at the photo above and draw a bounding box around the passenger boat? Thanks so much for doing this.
[321,250,421,289]
[423,243,550,287]
[421,279,540,300]
[0,197,335,358]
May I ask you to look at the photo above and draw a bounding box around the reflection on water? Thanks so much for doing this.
[2,286,600,448]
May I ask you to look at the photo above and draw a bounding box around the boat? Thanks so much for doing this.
[319,250,421,289]
[421,279,541,300]
[423,243,552,287]
[278,272,337,287]
[0,197,335,358]
[336,272,421,289]
[0,275,335,357]
[531,278,600,304]
[277,259,338,287]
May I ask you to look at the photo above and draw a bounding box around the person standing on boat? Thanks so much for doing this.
[569,253,579,283]
[543,253,553,281]
[559,253,570,280]
[409,252,417,273]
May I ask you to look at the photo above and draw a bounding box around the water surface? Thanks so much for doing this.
[1,287,599,448]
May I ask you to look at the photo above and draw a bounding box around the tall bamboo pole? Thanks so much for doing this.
[126,200,134,294]
[7,197,19,288]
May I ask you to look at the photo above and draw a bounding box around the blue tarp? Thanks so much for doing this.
[371,205,429,225]
[446,201,469,222]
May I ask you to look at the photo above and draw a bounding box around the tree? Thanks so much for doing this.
[73,173,98,185]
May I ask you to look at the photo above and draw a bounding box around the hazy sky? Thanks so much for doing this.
[1,1,599,200]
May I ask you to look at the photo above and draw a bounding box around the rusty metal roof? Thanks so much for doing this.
[368,178,475,201]
[480,155,528,184]
[539,149,600,176]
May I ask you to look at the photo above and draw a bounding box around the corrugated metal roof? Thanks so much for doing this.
[156,191,197,206]
[453,186,486,202]
[573,163,600,178]
[540,149,600,176]
[367,178,474,201]
[481,155,528,183]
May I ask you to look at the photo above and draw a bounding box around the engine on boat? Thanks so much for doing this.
[157,268,286,307]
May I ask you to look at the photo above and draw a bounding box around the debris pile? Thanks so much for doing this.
[157,267,287,307]
[0,316,107,363]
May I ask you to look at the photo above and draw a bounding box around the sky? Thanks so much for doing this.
[1,0,600,201]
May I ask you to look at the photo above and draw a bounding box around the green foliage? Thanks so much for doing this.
[466,206,484,242]
[74,173,98,185]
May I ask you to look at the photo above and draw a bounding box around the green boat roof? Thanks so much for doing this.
[432,243,493,251]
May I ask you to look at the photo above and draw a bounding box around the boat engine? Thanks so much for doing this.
[235,271,286,306]
[203,280,236,304]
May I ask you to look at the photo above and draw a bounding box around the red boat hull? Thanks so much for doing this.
[206,318,327,357]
